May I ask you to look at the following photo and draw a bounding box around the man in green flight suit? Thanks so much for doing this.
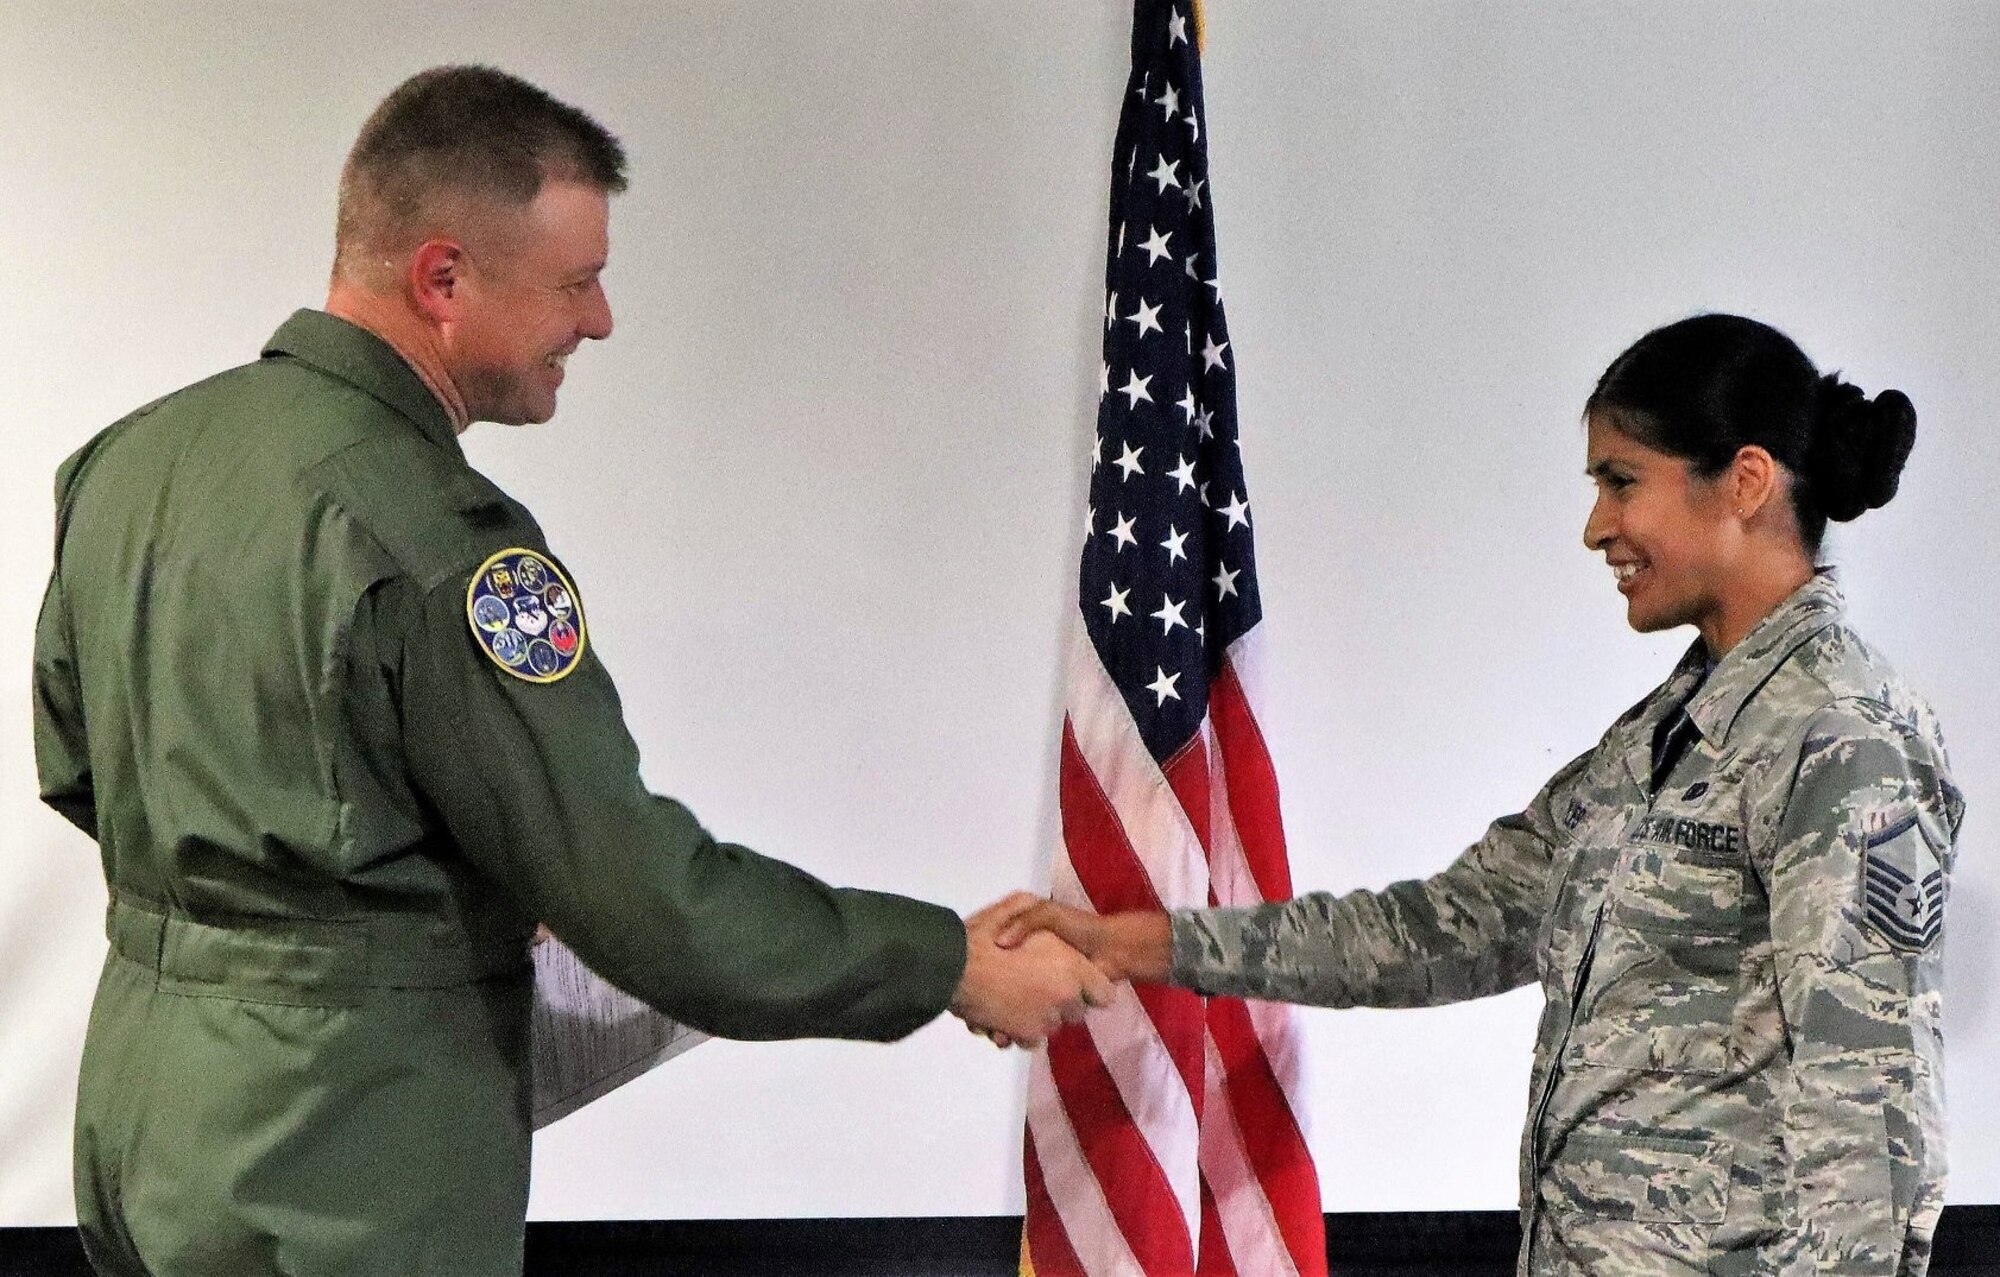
[32,65,1110,1277]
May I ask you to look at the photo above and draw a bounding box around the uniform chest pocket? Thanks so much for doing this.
[1616,815,1749,939]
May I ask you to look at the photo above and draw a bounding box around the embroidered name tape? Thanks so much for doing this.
[467,548,587,683]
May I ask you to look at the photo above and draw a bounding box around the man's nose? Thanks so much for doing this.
[581,279,613,340]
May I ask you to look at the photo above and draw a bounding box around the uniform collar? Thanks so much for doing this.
[261,309,463,458]
[1681,569,1845,750]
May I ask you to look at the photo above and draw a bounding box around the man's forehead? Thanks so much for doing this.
[521,181,610,245]
[457,179,608,268]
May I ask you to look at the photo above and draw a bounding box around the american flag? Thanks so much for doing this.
[1021,3,1325,1275]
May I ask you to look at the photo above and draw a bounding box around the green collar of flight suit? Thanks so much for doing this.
[1671,569,1845,754]
[261,309,464,459]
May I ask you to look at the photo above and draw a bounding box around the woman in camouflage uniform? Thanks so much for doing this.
[1000,314,1960,1276]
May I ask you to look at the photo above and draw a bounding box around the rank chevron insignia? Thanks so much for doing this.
[1861,811,1945,953]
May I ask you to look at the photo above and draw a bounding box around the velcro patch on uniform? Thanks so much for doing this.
[466,548,587,683]
[1861,810,1945,953]
[1629,813,1744,860]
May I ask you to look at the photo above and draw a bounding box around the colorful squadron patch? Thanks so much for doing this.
[467,548,587,684]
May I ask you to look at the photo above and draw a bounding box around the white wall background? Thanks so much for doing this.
[3,0,1993,1226]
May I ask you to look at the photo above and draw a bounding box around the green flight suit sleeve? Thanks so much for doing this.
[34,448,101,838]
[396,568,967,1043]
[1169,748,1594,1007]
[33,565,95,837]
[1761,699,1957,1274]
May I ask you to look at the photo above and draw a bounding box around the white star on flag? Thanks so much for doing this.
[1107,511,1138,550]
[1128,298,1164,337]
[1118,369,1153,408]
[1101,583,1132,621]
[1202,333,1229,371]
[1113,442,1146,481]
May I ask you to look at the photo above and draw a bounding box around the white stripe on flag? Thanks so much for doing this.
[1064,617,1210,911]
[1027,1052,1147,1277]
[1200,1030,1302,1277]
[1049,848,1203,1243]
[1247,997,1309,1121]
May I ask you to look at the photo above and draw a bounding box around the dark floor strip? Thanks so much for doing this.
[0,1205,1992,1275]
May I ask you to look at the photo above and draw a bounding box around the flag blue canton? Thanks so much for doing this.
[1080,0,1261,765]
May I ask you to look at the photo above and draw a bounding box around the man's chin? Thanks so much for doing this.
[482,402,556,427]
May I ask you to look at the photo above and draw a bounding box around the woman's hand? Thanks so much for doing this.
[992,899,1174,985]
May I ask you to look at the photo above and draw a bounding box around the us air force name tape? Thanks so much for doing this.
[466,548,587,683]
[1629,813,1744,859]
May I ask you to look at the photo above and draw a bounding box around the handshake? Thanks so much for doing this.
[946,893,1175,1048]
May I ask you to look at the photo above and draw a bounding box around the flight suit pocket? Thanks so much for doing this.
[1543,1131,1730,1224]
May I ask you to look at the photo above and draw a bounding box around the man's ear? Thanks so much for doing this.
[409,239,467,324]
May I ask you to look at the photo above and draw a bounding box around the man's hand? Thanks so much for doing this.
[991,898,1175,985]
[951,893,1118,1048]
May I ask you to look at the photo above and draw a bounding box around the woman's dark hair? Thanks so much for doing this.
[1585,313,1916,556]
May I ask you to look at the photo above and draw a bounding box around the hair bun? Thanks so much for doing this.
[1807,376,1917,522]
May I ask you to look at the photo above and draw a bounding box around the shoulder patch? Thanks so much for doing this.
[1861,810,1945,953]
[467,548,587,683]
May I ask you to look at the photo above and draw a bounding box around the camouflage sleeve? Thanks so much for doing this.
[1169,748,1594,1007]
[1761,699,1957,1274]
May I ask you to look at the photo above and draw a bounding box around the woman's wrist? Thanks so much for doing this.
[1105,911,1175,984]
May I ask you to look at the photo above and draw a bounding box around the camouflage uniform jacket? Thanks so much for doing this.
[1172,573,1960,1275]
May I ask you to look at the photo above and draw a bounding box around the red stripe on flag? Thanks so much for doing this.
[1057,715,1208,1108]
[1023,1131,1086,1277]
[1210,658,1295,900]
[1047,1023,1196,1272]
[1196,1176,1237,1276]
[1207,999,1327,1275]
[1059,718,1169,914]
[1162,735,1212,857]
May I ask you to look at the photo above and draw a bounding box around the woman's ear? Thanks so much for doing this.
[1730,445,1780,521]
